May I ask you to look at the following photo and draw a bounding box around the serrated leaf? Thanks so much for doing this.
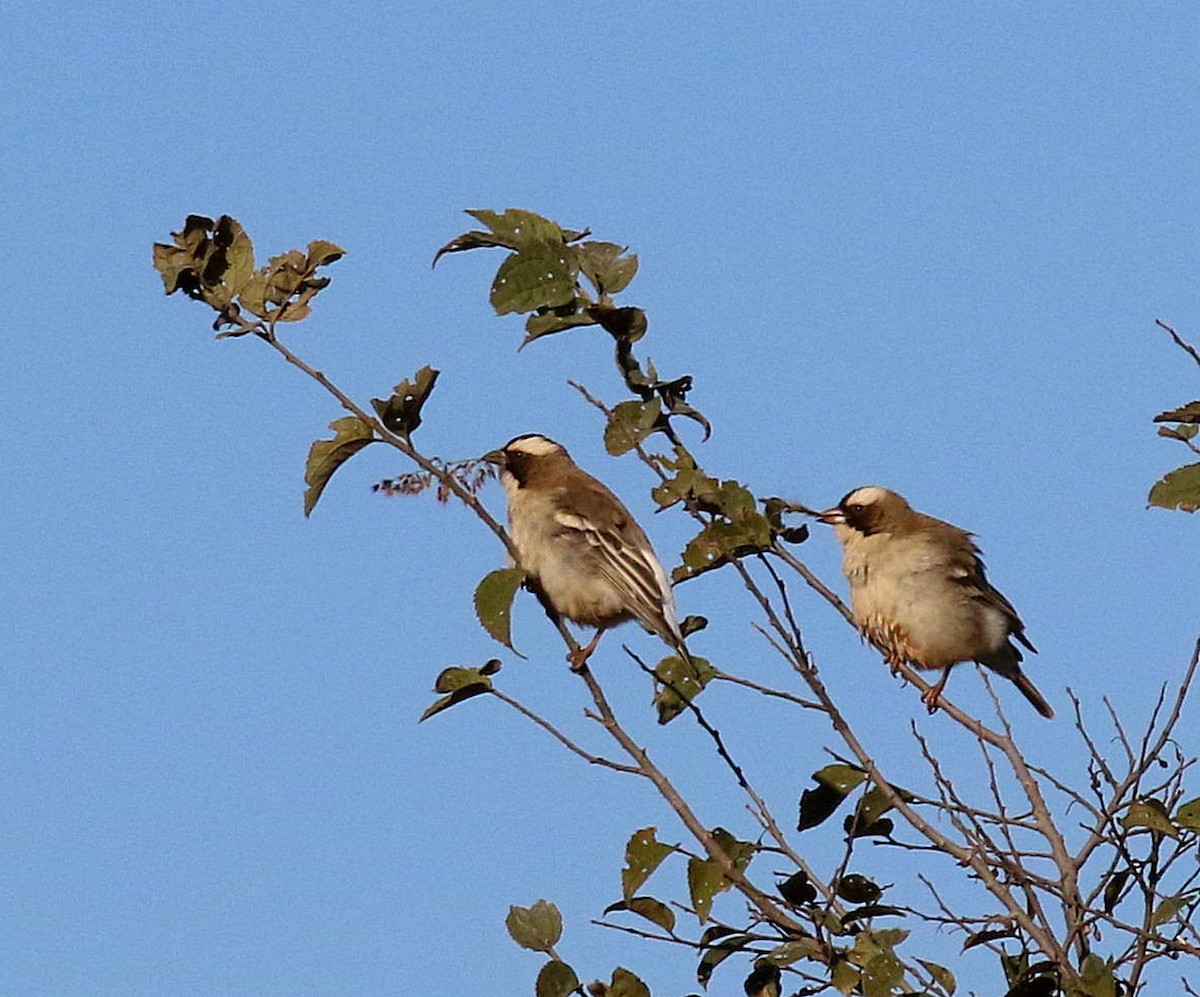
[303,416,375,517]
[604,399,663,456]
[653,654,714,724]
[473,567,525,655]
[622,827,675,900]
[1148,462,1200,512]
[608,967,650,997]
[490,242,578,316]
[916,959,956,995]
[1154,401,1200,423]
[505,900,562,953]
[603,896,675,933]
[371,366,440,438]
[1151,894,1188,928]
[419,665,494,721]
[1174,796,1200,831]
[835,874,882,904]
[696,933,752,988]
[797,765,866,831]
[1123,798,1179,838]
[536,960,580,997]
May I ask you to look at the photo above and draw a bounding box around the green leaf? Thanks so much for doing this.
[1148,461,1200,512]
[371,366,440,438]
[1174,796,1200,831]
[505,900,563,953]
[696,933,753,988]
[1122,798,1179,838]
[1151,894,1188,928]
[522,308,599,346]
[604,399,663,456]
[797,764,867,831]
[473,567,526,655]
[687,857,723,924]
[621,827,675,900]
[1154,401,1200,423]
[686,828,753,923]
[835,874,882,904]
[830,960,859,996]
[608,967,651,997]
[490,241,578,315]
[763,937,823,966]
[859,953,903,997]
[577,240,639,296]
[672,483,775,582]
[419,664,496,721]
[1078,954,1118,997]
[536,960,580,997]
[303,416,375,517]
[466,208,566,249]
[653,654,714,725]
[916,958,956,995]
[603,896,675,933]
[432,228,518,266]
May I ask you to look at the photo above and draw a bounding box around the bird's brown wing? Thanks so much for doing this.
[553,476,683,646]
[945,536,1037,655]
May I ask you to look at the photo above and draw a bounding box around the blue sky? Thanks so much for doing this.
[4,3,1199,995]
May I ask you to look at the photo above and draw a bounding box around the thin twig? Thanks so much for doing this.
[489,688,642,774]
[1157,319,1200,368]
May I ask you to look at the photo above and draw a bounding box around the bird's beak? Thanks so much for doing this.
[816,506,845,525]
[482,449,507,468]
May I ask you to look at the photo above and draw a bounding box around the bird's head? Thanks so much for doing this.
[820,485,912,538]
[483,434,572,487]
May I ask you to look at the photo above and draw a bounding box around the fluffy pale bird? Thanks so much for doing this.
[484,434,689,669]
[820,486,1052,718]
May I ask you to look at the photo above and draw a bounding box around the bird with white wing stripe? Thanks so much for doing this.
[484,434,690,670]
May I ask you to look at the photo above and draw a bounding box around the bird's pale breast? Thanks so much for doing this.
[842,531,1009,670]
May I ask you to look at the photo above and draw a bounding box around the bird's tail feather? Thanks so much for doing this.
[1010,669,1054,719]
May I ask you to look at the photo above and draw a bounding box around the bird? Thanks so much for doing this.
[818,486,1053,718]
[483,433,690,669]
